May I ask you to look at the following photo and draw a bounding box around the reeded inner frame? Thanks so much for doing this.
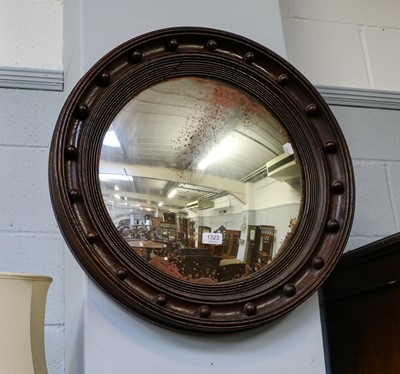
[49,27,354,333]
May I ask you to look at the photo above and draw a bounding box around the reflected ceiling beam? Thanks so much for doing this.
[100,161,247,204]
[102,189,188,208]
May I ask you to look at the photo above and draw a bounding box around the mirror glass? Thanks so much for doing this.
[99,77,301,284]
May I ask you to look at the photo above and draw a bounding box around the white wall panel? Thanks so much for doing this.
[85,282,325,374]
[280,0,400,91]
[365,28,400,91]
[282,18,370,88]
[0,0,63,69]
[82,0,287,70]
[280,0,400,28]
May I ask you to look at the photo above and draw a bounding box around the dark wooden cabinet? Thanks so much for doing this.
[197,226,211,248]
[222,230,241,258]
[177,217,189,245]
[156,222,176,241]
[245,225,260,266]
[259,225,274,261]
[320,233,400,374]
[245,225,274,270]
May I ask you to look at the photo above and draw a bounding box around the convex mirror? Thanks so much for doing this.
[49,27,354,332]
[100,76,301,283]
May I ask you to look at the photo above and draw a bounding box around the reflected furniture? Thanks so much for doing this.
[217,259,247,282]
[197,226,211,248]
[245,225,275,270]
[245,225,261,266]
[222,230,241,258]
[259,225,274,255]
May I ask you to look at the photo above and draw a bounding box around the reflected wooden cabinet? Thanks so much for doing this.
[156,222,176,241]
[246,225,274,270]
[177,217,188,246]
[197,226,211,248]
[222,230,241,258]
[245,225,260,266]
[259,225,274,257]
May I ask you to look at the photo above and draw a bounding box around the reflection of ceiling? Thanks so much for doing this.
[99,77,291,211]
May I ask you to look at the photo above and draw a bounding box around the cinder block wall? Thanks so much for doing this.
[280,0,400,90]
[280,0,400,250]
[0,88,65,373]
[0,1,64,372]
[332,105,400,251]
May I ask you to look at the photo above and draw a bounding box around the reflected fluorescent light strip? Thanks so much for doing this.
[99,174,133,182]
[158,202,164,207]
[283,143,294,155]
[103,130,121,147]
[198,135,238,170]
[167,189,177,199]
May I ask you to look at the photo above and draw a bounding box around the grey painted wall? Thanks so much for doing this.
[331,105,400,251]
[0,88,65,373]
[2,86,399,374]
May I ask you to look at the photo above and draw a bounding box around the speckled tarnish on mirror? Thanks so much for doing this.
[100,77,301,284]
[49,27,354,332]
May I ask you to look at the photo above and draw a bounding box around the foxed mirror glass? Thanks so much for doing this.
[100,77,301,284]
[49,27,354,332]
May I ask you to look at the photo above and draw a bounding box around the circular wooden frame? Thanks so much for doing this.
[49,27,354,333]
